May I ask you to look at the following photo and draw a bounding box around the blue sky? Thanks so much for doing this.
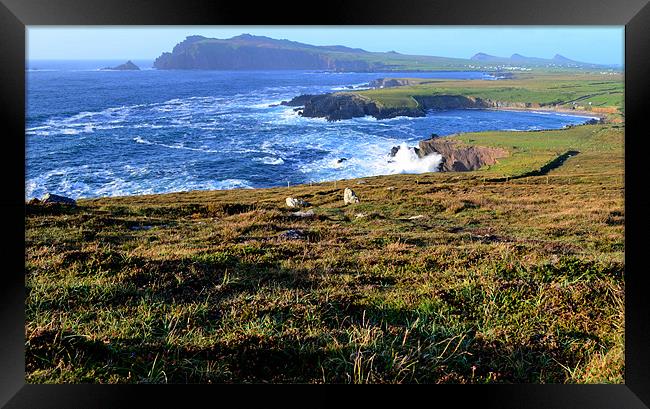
[27,26,624,65]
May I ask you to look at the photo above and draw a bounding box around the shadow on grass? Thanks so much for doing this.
[488,150,580,182]
[26,298,587,383]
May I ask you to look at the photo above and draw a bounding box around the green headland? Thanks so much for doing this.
[26,116,625,382]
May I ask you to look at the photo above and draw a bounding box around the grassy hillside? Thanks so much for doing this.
[25,124,624,383]
[353,73,624,114]
[447,123,624,177]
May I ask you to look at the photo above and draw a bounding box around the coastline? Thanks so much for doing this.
[485,105,607,119]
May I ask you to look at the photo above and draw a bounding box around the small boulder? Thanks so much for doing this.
[386,186,396,191]
[292,210,315,218]
[286,197,309,208]
[42,193,76,206]
[130,225,153,231]
[280,229,306,240]
[343,188,360,205]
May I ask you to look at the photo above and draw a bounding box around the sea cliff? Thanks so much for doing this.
[416,137,510,171]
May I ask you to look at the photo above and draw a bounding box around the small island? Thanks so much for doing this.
[101,60,140,71]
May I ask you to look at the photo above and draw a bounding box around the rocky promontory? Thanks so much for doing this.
[281,87,593,122]
[283,93,427,121]
[282,92,511,121]
[417,137,509,171]
[390,136,509,172]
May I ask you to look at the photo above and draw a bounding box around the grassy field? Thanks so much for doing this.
[352,73,624,116]
[25,123,624,383]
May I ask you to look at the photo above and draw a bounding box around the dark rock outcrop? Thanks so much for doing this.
[280,229,307,240]
[302,94,381,121]
[286,93,425,121]
[42,193,77,206]
[102,60,140,71]
[283,92,523,121]
[281,94,319,107]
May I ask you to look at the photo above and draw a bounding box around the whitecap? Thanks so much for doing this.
[385,142,443,174]
[213,179,254,190]
[133,136,153,145]
[252,156,285,165]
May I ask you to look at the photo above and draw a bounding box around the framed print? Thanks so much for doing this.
[2,0,649,407]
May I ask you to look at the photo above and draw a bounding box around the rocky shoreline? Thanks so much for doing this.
[281,91,605,122]
[282,93,428,121]
[280,84,605,173]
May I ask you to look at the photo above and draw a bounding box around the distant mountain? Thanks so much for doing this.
[470,52,502,61]
[153,34,473,71]
[552,54,575,63]
[470,52,604,68]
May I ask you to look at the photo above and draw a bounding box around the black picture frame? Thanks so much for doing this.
[2,0,649,407]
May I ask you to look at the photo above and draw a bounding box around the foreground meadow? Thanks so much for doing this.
[25,123,624,383]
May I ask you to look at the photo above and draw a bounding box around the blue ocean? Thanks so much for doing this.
[26,60,597,199]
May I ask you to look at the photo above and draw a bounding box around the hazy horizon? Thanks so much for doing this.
[27,26,624,66]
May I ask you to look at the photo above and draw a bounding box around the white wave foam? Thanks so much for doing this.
[133,136,153,145]
[252,156,285,165]
[60,128,84,135]
[132,137,220,153]
[132,124,163,129]
[268,107,307,125]
[385,142,443,174]
[331,82,372,91]
[250,100,285,109]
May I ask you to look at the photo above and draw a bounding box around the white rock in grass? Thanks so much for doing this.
[286,197,309,208]
[292,210,315,218]
[343,188,360,205]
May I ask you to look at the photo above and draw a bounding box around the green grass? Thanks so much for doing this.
[353,74,624,113]
[446,123,623,177]
[25,124,624,384]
